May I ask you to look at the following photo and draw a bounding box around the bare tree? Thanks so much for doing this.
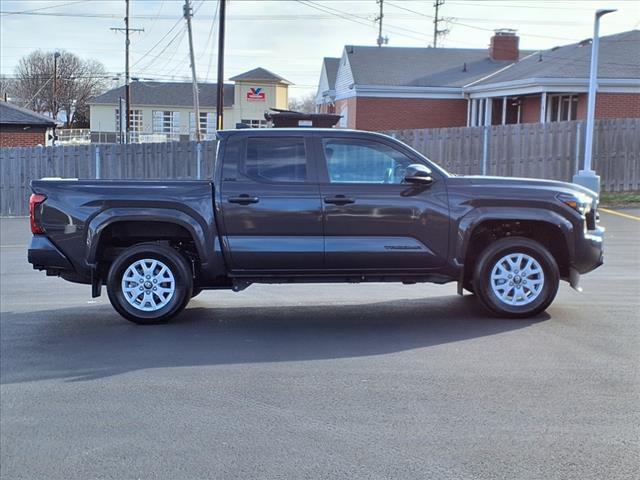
[288,92,317,114]
[0,75,15,101]
[13,50,109,127]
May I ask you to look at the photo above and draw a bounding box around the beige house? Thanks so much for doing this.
[89,68,291,142]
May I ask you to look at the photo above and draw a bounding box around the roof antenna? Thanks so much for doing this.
[462,62,467,72]
[538,53,543,62]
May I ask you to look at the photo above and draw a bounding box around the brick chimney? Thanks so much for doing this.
[490,29,519,61]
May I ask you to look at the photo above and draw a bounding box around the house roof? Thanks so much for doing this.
[89,82,235,108]
[323,57,340,90]
[343,45,530,88]
[0,102,56,126]
[229,67,292,85]
[470,30,640,87]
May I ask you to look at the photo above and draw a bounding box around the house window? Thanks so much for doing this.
[548,95,578,122]
[152,111,181,139]
[240,119,268,128]
[114,109,142,142]
[189,112,216,139]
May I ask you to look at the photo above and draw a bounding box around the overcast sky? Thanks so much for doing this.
[1,0,639,99]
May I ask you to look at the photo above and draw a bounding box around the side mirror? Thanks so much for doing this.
[404,164,433,185]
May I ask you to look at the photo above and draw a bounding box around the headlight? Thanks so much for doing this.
[557,192,592,215]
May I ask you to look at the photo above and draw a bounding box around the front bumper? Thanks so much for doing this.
[28,235,74,272]
[569,225,604,290]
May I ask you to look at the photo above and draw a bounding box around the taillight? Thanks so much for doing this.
[29,193,46,234]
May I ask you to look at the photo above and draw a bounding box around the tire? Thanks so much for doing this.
[107,243,193,324]
[472,237,559,318]
[191,287,203,298]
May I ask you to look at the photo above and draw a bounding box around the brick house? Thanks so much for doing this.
[0,102,56,147]
[318,29,640,131]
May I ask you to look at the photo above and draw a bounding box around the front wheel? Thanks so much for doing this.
[107,244,193,324]
[472,237,559,318]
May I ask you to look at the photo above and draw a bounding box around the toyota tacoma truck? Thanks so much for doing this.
[28,128,604,324]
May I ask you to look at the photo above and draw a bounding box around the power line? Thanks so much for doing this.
[130,17,184,70]
[203,1,220,82]
[449,1,598,11]
[295,0,429,43]
[138,0,166,39]
[387,0,580,42]
[0,0,86,16]
[0,10,418,20]
[152,28,189,76]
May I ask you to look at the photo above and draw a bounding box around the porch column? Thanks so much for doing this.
[484,98,493,126]
[540,92,547,123]
[501,96,507,125]
[470,99,478,127]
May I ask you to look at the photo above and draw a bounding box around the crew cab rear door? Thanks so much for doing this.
[316,134,449,271]
[219,132,323,272]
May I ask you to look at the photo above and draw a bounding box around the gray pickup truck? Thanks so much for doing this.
[28,128,604,324]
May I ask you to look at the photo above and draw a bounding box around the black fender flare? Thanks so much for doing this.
[85,207,216,271]
[454,206,576,266]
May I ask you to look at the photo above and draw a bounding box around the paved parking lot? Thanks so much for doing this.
[1,211,639,480]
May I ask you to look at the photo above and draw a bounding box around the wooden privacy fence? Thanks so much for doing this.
[0,141,217,216]
[1,119,638,216]
[388,118,640,192]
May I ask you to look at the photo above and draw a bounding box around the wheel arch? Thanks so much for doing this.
[456,208,575,283]
[86,208,210,269]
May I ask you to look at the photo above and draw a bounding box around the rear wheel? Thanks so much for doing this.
[107,244,193,324]
[473,237,559,318]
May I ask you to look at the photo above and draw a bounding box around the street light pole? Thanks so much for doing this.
[573,8,616,194]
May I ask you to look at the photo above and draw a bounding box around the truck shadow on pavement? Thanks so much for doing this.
[1,295,548,384]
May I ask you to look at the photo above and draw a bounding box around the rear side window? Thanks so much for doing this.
[243,137,307,183]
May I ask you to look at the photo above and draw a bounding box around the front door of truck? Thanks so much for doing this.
[220,134,323,272]
[317,135,450,271]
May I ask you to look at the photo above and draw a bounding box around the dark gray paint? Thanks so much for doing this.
[28,128,604,291]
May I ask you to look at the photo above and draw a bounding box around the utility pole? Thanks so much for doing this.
[375,0,388,47]
[216,0,226,130]
[184,0,201,141]
[52,51,60,122]
[433,0,448,48]
[111,0,143,143]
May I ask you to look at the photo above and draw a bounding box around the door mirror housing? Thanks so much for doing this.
[404,164,433,185]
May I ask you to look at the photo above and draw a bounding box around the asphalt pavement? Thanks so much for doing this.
[1,211,639,480]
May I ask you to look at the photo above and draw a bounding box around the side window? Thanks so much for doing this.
[243,137,307,183]
[323,138,414,184]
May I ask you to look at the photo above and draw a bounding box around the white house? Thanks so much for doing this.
[89,68,291,142]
